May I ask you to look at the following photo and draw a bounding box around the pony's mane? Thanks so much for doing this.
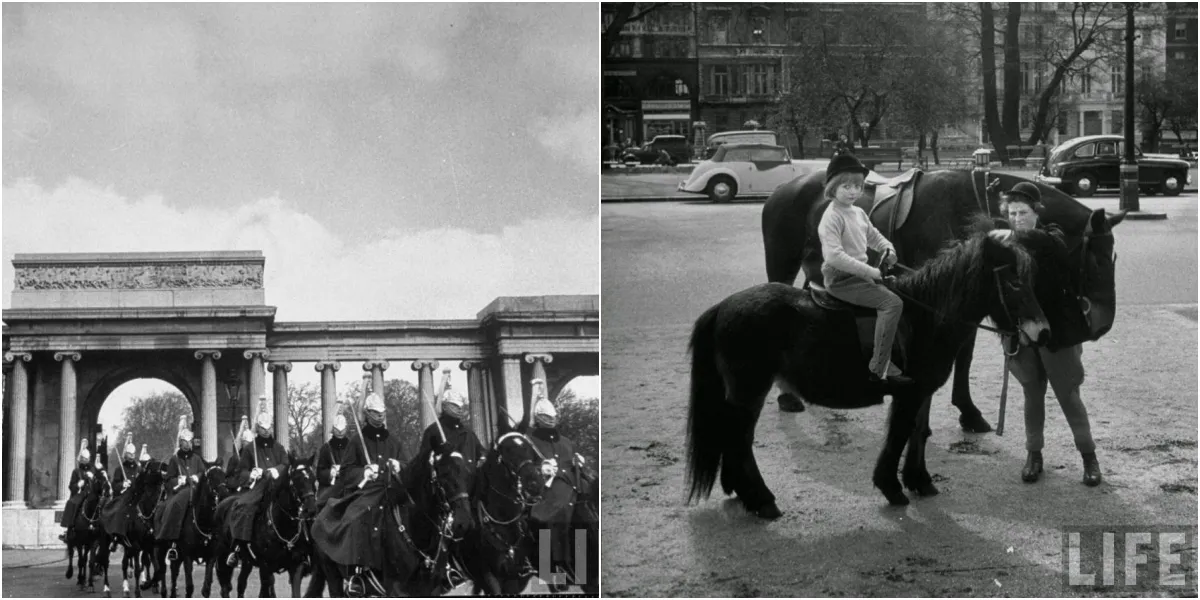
[897,226,1031,325]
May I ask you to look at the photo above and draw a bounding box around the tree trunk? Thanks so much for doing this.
[1001,3,1023,146]
[1025,34,1094,146]
[980,3,1009,162]
[931,130,941,165]
[917,132,926,163]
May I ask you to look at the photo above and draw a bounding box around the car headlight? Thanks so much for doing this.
[1049,164,1061,177]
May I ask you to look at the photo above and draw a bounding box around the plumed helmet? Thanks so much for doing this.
[77,439,91,463]
[440,386,468,420]
[123,434,136,460]
[825,153,870,185]
[255,398,273,435]
[177,414,194,443]
[1005,181,1042,206]
[139,444,151,463]
[234,415,250,451]
[533,396,558,419]
[364,392,386,427]
[331,414,348,438]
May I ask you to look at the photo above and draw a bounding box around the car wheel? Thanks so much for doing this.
[1161,172,1184,196]
[1072,172,1097,197]
[706,177,737,203]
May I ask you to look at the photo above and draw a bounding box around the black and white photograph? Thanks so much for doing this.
[2,3,598,596]
[602,2,1197,596]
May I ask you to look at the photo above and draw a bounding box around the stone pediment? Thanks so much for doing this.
[11,251,266,309]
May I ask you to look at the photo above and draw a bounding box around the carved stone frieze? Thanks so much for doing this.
[14,262,264,290]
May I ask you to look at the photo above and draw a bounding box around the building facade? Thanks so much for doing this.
[602,3,699,147]
[1165,2,1197,148]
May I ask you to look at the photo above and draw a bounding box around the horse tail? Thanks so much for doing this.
[686,303,727,504]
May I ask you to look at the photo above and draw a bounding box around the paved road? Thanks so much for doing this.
[601,194,1197,597]
[0,548,582,597]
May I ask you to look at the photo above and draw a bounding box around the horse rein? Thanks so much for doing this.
[266,464,316,552]
[885,262,1020,337]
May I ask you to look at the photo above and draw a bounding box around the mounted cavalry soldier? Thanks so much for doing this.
[59,439,97,544]
[225,416,252,482]
[406,370,485,488]
[311,391,412,594]
[110,434,142,493]
[155,415,206,557]
[102,434,143,551]
[225,401,289,567]
[523,379,587,590]
[316,413,351,505]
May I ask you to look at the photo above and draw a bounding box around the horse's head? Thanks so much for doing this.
[1029,182,1124,341]
[429,451,476,538]
[979,228,1052,347]
[200,460,228,503]
[490,432,546,506]
[134,460,165,512]
[285,453,318,517]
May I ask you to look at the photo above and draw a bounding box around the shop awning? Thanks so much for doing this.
[642,113,691,121]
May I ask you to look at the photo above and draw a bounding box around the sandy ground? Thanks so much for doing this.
[601,200,1198,597]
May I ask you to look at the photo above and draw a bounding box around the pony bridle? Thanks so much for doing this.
[1071,220,1115,325]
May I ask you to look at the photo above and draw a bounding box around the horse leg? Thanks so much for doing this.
[873,392,920,505]
[77,544,89,587]
[201,552,214,598]
[184,558,195,598]
[952,332,994,433]
[169,555,180,598]
[235,562,251,598]
[721,367,779,519]
[902,394,939,496]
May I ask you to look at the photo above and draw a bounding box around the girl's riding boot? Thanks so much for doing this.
[1021,451,1043,483]
[1082,452,1102,486]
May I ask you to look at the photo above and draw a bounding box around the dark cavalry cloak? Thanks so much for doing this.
[311,425,410,571]
[315,437,350,506]
[227,435,289,542]
[154,450,206,540]
[524,426,580,566]
[100,460,143,536]
[404,415,484,489]
[60,466,98,527]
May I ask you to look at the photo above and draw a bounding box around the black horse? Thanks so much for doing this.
[306,450,476,597]
[463,432,548,596]
[95,459,164,598]
[212,455,317,598]
[144,461,226,598]
[762,169,1123,430]
[687,226,1060,518]
[66,464,110,590]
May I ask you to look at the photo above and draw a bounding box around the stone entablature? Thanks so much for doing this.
[11,251,265,309]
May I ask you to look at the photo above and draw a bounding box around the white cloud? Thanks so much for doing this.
[2,178,598,320]
[532,109,598,171]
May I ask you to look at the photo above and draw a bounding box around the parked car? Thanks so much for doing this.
[678,143,822,202]
[621,135,691,166]
[1035,134,1192,197]
[703,130,779,159]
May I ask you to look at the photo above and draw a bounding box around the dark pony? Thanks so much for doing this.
[463,432,548,596]
[143,460,225,598]
[762,170,1123,431]
[213,454,316,598]
[688,227,1058,518]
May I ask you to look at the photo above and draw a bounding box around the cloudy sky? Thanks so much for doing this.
[2,4,600,429]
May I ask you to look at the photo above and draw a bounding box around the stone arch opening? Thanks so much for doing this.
[94,377,196,468]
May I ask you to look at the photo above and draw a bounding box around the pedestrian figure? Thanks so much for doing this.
[1000,182,1102,487]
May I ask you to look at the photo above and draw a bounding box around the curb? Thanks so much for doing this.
[601,195,772,204]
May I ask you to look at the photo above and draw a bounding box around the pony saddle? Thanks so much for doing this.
[804,281,910,368]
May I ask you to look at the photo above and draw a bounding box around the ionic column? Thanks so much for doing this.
[54,351,81,505]
[412,360,439,429]
[363,360,390,396]
[315,361,341,439]
[245,350,269,419]
[524,353,553,390]
[4,352,32,507]
[460,360,489,446]
[500,355,525,429]
[268,361,292,450]
[195,350,222,461]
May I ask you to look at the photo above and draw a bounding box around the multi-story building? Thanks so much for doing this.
[1165,2,1197,148]
[602,3,699,147]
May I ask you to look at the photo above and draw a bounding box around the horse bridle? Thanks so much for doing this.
[188,465,225,542]
[266,464,316,551]
[1068,219,1116,325]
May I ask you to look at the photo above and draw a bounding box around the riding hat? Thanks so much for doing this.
[364,392,387,427]
[825,153,870,184]
[331,413,348,438]
[177,414,194,443]
[77,439,91,464]
[1005,181,1042,206]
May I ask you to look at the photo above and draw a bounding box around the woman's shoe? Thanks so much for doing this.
[1021,451,1043,483]
[1082,452,1103,487]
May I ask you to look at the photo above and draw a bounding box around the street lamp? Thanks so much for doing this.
[223,369,242,422]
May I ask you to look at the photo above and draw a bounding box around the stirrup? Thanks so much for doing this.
[165,544,178,562]
[226,549,240,568]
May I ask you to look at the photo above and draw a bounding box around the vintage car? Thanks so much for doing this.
[678,143,823,202]
[702,130,779,159]
[621,135,691,166]
[1035,134,1192,197]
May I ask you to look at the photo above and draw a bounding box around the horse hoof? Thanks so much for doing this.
[776,393,806,413]
[875,483,910,506]
[914,481,939,497]
[958,412,992,433]
[754,502,783,520]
